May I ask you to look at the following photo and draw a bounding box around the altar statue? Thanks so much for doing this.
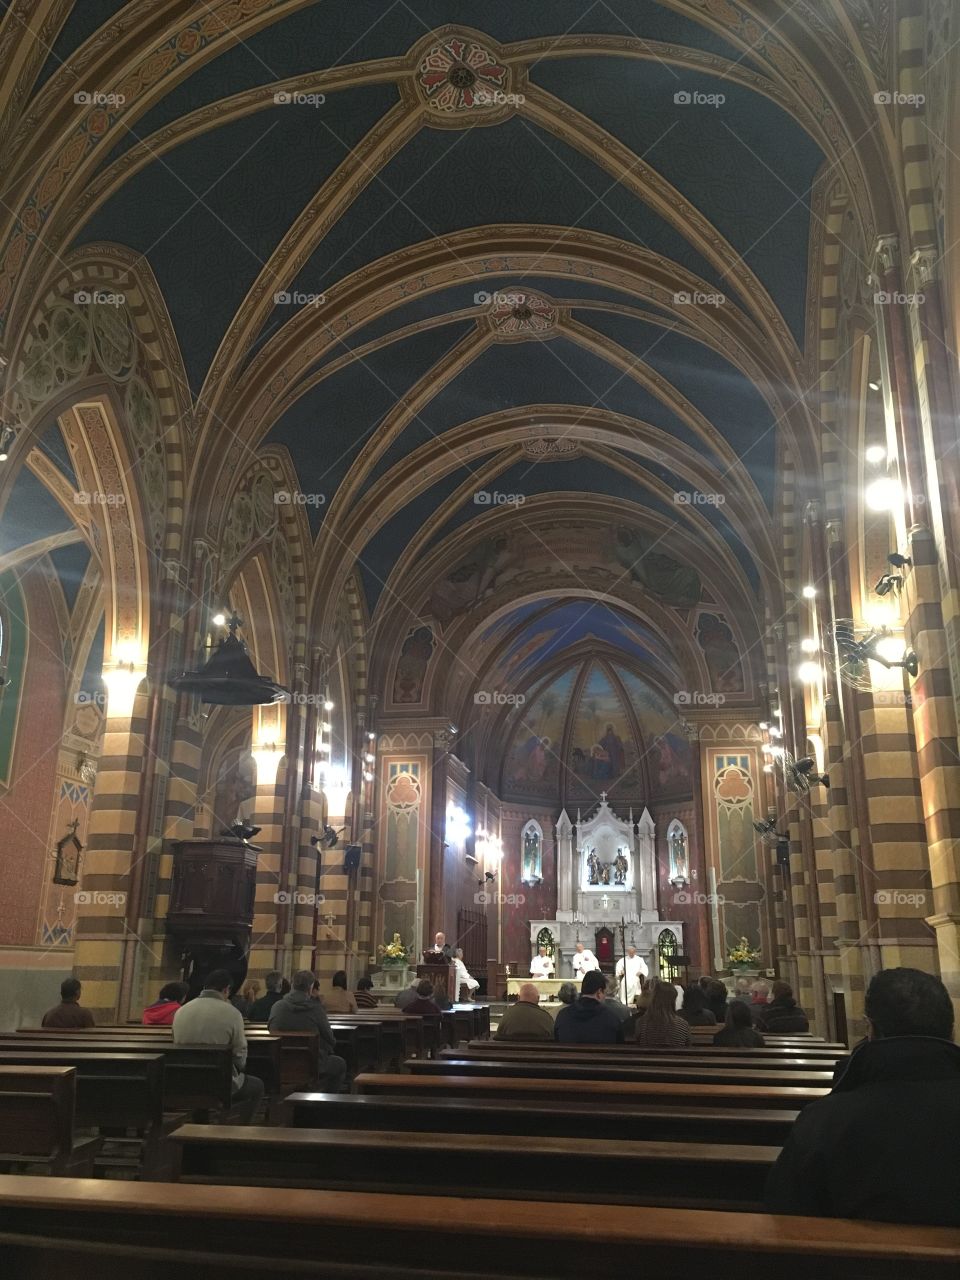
[587,850,601,885]
[613,850,628,885]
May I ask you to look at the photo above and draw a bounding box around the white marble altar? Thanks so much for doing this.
[529,797,682,978]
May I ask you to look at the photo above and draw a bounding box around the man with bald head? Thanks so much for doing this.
[494,982,555,1041]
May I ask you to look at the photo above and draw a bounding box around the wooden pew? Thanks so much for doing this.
[354,1071,828,1110]
[329,1011,421,1062]
[0,1067,101,1176]
[408,1056,835,1088]
[285,1090,800,1145]
[446,1045,845,1073]
[169,1122,776,1210]
[0,1176,958,1278]
[472,1037,845,1060]
[3,1034,233,1114]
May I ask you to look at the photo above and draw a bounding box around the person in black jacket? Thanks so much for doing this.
[765,967,960,1226]
[554,970,625,1044]
[757,981,809,1033]
[714,1000,765,1047]
[679,984,717,1026]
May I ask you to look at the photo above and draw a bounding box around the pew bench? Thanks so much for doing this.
[169,1122,777,1210]
[453,1045,845,1072]
[354,1071,828,1109]
[409,1056,836,1088]
[285,1090,800,1145]
[0,1176,957,1278]
[0,1067,101,1177]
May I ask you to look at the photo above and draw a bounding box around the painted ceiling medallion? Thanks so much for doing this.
[487,290,557,337]
[416,36,509,114]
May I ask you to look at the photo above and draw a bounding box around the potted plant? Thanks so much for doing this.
[377,933,410,989]
[727,936,761,975]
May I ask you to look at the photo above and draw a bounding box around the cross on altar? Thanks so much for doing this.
[599,791,607,803]
[601,894,610,910]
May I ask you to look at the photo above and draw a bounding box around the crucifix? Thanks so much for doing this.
[67,818,80,836]
[601,894,610,911]
[599,791,608,803]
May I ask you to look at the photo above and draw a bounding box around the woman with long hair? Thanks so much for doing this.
[634,978,693,1047]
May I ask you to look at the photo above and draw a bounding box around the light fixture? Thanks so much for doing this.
[867,380,881,392]
[363,770,374,783]
[836,626,919,678]
[323,699,335,711]
[865,476,902,512]
[874,635,907,664]
[363,752,375,763]
[170,614,289,705]
[0,424,15,461]
[669,873,688,891]
[887,552,912,569]
[797,660,822,684]
[762,763,775,774]
[212,612,227,627]
[762,743,774,755]
[367,731,376,741]
[800,637,818,654]
[768,726,782,738]
[865,443,886,463]
[875,572,902,597]
[862,599,897,628]
[802,585,817,599]
[759,721,769,731]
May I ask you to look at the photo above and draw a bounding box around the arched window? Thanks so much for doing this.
[657,928,680,980]
[521,819,543,882]
[536,926,554,957]
[667,819,689,881]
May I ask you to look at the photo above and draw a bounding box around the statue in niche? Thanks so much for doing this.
[613,850,629,885]
[587,850,601,885]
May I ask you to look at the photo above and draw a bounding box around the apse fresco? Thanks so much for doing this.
[566,665,636,799]
[502,669,575,799]
[695,611,746,694]
[616,667,694,795]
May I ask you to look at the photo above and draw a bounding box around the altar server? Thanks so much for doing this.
[572,941,600,978]
[530,945,555,979]
[615,944,648,1003]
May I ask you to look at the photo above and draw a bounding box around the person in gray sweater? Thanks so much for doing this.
[173,969,264,1123]
[268,969,347,1091]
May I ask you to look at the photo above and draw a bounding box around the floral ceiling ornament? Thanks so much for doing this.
[415,34,510,116]
[486,289,558,339]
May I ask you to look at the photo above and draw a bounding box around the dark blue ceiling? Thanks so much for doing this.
[77,82,399,392]
[266,320,473,534]
[532,57,823,345]
[33,0,131,92]
[0,468,73,557]
[48,541,92,614]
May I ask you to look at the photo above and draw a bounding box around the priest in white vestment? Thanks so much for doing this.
[529,945,555,979]
[453,947,480,998]
[615,945,648,1003]
[572,941,600,979]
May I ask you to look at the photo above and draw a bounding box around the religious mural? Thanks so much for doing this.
[610,527,702,607]
[378,760,425,952]
[710,753,764,957]
[429,537,515,628]
[502,669,575,799]
[391,626,435,704]
[617,669,694,795]
[566,665,635,798]
[695,611,746,694]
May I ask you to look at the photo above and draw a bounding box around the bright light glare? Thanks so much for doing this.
[802,585,817,599]
[797,661,823,684]
[800,637,818,654]
[445,803,472,846]
[212,612,226,627]
[865,444,886,464]
[863,600,897,628]
[874,635,906,664]
[865,476,902,512]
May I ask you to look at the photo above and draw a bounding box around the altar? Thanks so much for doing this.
[527,796,682,979]
[506,977,568,1001]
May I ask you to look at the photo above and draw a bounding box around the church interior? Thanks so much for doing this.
[0,1,959,1270]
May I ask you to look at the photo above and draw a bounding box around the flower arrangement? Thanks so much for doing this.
[727,936,761,968]
[378,933,409,966]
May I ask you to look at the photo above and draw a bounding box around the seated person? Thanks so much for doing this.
[700,975,730,1023]
[41,977,95,1029]
[765,967,960,1226]
[268,969,347,1091]
[248,971,284,1022]
[757,981,809,1033]
[749,979,771,1023]
[173,969,264,1122]
[603,975,631,1023]
[530,945,555,979]
[142,980,189,1026]
[554,970,625,1044]
[403,978,442,1015]
[556,981,578,1005]
[634,978,693,1047]
[495,983,555,1041]
[394,980,420,1010]
[679,984,717,1026]
[324,969,359,1014]
[453,947,480,999]
[714,1000,765,1047]
[355,975,378,1008]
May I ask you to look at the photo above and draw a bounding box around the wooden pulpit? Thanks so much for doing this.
[416,958,457,1003]
[167,836,259,996]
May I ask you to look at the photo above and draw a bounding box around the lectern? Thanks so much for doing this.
[417,956,457,1003]
[167,836,259,996]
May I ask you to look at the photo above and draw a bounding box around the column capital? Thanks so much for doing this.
[909,247,938,290]
[873,234,900,274]
[803,499,822,526]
